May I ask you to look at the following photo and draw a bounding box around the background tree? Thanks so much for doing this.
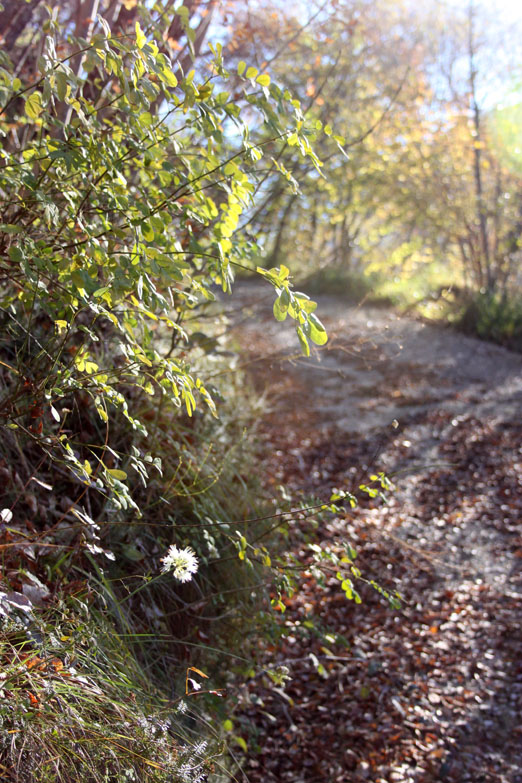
[222,0,522,326]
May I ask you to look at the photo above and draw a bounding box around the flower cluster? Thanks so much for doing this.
[160,545,199,583]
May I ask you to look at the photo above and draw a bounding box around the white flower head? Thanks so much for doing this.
[160,545,198,583]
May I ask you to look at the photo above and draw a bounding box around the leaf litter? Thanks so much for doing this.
[230,284,522,783]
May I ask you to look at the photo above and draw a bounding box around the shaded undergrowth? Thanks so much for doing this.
[0,334,277,782]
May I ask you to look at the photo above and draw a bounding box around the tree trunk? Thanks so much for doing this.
[268,194,298,266]
[468,2,492,292]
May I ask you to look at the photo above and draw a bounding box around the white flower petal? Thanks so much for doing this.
[160,545,199,582]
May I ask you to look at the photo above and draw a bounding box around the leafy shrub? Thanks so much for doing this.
[455,291,522,352]
[0,21,325,500]
[0,4,335,779]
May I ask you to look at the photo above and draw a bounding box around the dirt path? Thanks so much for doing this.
[231,283,522,431]
[227,283,522,783]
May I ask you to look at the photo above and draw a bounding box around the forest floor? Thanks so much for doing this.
[228,282,522,783]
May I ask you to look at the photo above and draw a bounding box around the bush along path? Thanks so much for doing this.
[229,284,522,783]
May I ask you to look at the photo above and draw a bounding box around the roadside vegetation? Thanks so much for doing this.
[0,0,520,781]
[0,2,331,779]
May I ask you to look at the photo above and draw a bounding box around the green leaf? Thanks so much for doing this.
[295,295,317,314]
[55,70,68,102]
[122,545,145,561]
[296,325,310,357]
[273,293,288,321]
[308,313,328,345]
[141,222,154,242]
[25,92,43,119]
[0,224,23,234]
[245,66,258,80]
[237,61,246,76]
[8,246,24,263]
[256,73,271,87]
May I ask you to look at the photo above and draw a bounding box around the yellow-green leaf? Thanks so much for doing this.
[107,468,127,481]
[25,92,43,120]
[96,406,108,422]
[296,325,310,357]
[308,313,328,346]
[135,21,146,49]
[161,67,178,88]
[141,222,154,242]
[234,736,248,752]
